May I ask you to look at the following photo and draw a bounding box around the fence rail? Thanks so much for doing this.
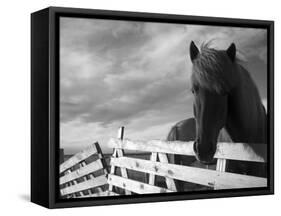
[107,136,267,194]
[60,129,267,197]
[59,142,108,198]
[108,138,267,162]
[109,156,266,189]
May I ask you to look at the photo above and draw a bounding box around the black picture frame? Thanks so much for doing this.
[31,6,274,209]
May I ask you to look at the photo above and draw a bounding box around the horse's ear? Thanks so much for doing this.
[190,41,200,62]
[226,43,236,62]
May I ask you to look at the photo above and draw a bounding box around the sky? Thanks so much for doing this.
[60,17,267,154]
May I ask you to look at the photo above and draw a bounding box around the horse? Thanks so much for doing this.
[167,41,267,191]
[167,118,232,165]
[167,118,233,191]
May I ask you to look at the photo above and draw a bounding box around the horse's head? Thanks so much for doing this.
[189,41,238,164]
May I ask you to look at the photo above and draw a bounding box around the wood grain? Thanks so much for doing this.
[60,160,104,184]
[108,138,266,162]
[107,174,174,194]
[110,156,267,189]
[60,143,98,173]
[60,175,108,196]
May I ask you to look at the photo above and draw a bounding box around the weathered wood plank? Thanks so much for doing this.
[115,126,131,195]
[216,159,227,172]
[107,174,174,194]
[108,138,193,157]
[215,158,227,190]
[216,142,267,162]
[63,169,76,198]
[110,157,267,189]
[60,160,104,185]
[158,153,177,191]
[60,175,108,196]
[60,143,98,173]
[117,126,125,140]
[148,152,158,185]
[80,161,94,196]
[77,191,119,198]
[108,138,266,162]
[108,149,117,192]
[214,174,267,189]
[95,141,109,175]
[116,149,131,195]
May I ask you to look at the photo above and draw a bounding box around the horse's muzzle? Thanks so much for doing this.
[193,140,216,165]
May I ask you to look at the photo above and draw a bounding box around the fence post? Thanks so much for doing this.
[108,126,132,195]
[215,158,227,190]
[118,126,125,140]
[148,152,158,185]
[116,126,131,195]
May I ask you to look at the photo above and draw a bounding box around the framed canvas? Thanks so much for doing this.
[31,6,274,208]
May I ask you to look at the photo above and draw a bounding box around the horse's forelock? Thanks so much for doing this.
[191,44,238,94]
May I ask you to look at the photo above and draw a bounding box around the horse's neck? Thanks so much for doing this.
[225,66,267,143]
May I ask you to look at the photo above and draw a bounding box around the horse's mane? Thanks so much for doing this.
[191,42,242,94]
[191,42,267,143]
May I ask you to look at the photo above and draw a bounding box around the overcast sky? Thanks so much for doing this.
[60,17,267,154]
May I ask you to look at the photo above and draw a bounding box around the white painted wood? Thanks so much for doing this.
[108,138,194,157]
[110,156,267,189]
[107,174,174,194]
[60,143,98,173]
[108,138,266,162]
[59,142,109,197]
[216,159,227,172]
[63,169,76,198]
[116,148,132,195]
[117,126,125,140]
[216,142,267,162]
[60,175,108,196]
[60,160,104,184]
[115,126,131,195]
[148,152,158,185]
[80,161,92,196]
[215,159,227,190]
[77,191,119,198]
[108,149,117,192]
[157,153,177,191]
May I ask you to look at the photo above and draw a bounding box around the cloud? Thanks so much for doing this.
[60,18,268,153]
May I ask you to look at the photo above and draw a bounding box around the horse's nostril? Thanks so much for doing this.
[193,140,217,164]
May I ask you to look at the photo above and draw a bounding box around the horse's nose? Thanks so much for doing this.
[193,139,216,164]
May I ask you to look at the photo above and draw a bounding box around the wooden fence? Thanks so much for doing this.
[59,142,116,198]
[107,138,267,194]
[60,128,267,197]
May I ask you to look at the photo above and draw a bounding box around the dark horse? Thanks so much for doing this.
[167,41,267,191]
